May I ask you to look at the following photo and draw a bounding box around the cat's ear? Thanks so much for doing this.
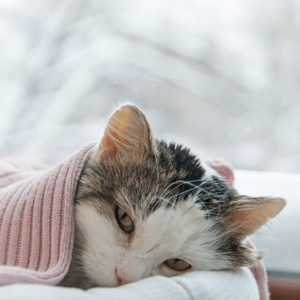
[206,159,234,185]
[99,105,156,164]
[224,196,286,240]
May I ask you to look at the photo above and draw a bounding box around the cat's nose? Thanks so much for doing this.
[116,268,129,286]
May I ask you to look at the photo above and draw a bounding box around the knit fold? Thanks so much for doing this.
[0,143,95,285]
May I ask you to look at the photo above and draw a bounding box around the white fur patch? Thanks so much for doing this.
[75,195,229,287]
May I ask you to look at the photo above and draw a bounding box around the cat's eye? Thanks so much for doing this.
[165,258,191,271]
[116,207,134,233]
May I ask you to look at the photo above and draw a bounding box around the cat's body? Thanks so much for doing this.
[61,105,285,288]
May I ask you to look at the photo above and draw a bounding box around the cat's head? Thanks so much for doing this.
[75,104,285,287]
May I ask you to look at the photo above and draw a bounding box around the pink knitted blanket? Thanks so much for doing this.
[0,143,269,299]
[0,143,94,285]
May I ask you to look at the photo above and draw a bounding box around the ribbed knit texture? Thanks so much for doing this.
[0,143,94,285]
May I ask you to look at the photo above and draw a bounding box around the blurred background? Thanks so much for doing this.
[0,1,300,296]
[0,0,300,173]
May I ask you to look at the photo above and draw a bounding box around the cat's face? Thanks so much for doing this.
[74,105,285,287]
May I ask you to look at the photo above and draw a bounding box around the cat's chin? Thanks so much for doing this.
[85,274,119,288]
[94,281,120,288]
[87,270,154,288]
[88,278,131,288]
[77,276,119,289]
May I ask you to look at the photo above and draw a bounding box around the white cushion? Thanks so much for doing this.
[0,268,258,300]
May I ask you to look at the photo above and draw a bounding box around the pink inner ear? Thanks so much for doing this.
[206,159,234,185]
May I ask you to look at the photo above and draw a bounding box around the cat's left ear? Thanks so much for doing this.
[98,104,156,164]
[224,196,286,240]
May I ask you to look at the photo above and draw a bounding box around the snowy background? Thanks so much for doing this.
[0,0,300,173]
[0,0,300,275]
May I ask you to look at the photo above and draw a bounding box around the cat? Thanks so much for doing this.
[60,104,286,289]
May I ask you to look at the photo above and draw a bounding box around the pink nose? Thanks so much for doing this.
[116,269,129,286]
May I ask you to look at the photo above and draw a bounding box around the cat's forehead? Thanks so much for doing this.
[156,141,206,182]
[113,141,234,219]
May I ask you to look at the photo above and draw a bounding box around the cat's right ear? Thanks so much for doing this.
[224,196,286,240]
[98,105,156,164]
